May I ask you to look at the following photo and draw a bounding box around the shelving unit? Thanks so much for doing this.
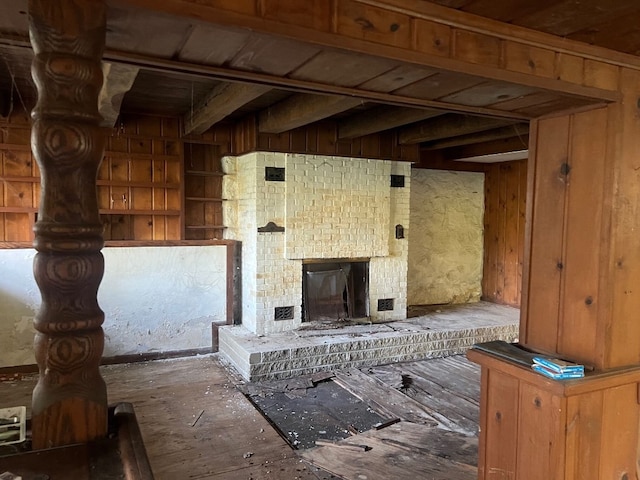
[0,114,234,243]
[0,115,185,242]
[183,143,225,240]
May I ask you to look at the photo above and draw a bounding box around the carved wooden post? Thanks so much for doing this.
[29,0,108,449]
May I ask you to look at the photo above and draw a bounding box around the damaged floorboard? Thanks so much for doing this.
[300,422,477,480]
[245,355,480,479]
[0,354,481,479]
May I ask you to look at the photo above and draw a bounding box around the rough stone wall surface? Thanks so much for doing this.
[0,246,227,367]
[408,169,484,306]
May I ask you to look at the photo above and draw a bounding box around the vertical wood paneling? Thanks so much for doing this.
[503,163,522,306]
[516,383,564,480]
[517,162,527,307]
[565,391,603,479]
[482,159,526,307]
[184,143,224,240]
[522,115,571,352]
[559,108,608,364]
[606,69,640,368]
[483,370,519,477]
[483,164,499,303]
[235,116,419,162]
[598,384,639,477]
[496,164,508,303]
[0,113,183,243]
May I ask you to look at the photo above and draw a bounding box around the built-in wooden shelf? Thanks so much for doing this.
[0,143,31,151]
[0,175,39,183]
[100,209,181,216]
[185,225,226,229]
[185,170,224,177]
[0,206,37,213]
[105,151,180,161]
[97,180,180,189]
[185,197,224,202]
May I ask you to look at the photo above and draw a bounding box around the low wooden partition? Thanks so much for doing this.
[468,348,640,480]
[0,403,154,480]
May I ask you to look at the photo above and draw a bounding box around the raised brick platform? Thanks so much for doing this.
[219,302,519,381]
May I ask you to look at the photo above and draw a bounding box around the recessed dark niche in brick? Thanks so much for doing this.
[258,222,285,233]
[265,167,285,182]
[274,306,294,320]
[377,298,394,311]
[390,175,405,187]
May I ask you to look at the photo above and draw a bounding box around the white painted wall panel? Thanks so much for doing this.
[0,246,227,367]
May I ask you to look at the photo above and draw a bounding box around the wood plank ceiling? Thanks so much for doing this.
[0,0,636,163]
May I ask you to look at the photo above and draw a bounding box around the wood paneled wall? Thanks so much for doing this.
[184,143,225,240]
[234,116,419,162]
[482,159,527,307]
[99,114,183,241]
[1,110,417,245]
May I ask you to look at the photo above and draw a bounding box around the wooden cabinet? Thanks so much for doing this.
[468,349,640,480]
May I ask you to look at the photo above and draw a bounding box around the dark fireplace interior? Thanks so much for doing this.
[303,260,369,322]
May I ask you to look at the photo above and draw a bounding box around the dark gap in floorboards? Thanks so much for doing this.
[245,378,390,450]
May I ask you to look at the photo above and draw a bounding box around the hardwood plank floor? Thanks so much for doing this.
[0,354,481,479]
[0,356,327,479]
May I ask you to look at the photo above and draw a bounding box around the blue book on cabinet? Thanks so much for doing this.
[532,364,584,379]
[532,356,585,375]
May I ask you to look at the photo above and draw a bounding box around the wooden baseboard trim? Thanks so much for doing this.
[0,347,213,381]
[101,347,213,366]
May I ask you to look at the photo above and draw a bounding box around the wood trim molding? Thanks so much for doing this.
[359,0,640,70]
[120,0,625,101]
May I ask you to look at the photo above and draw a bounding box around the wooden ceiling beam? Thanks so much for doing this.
[121,0,625,102]
[414,150,488,172]
[338,105,443,139]
[399,114,516,145]
[259,94,363,134]
[0,40,534,121]
[441,135,530,160]
[183,82,271,135]
[422,123,529,150]
[98,62,139,127]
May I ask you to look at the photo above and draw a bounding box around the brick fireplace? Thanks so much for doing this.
[218,152,519,381]
[222,152,411,336]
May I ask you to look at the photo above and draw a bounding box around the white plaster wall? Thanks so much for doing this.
[0,249,40,367]
[100,246,226,355]
[0,246,227,367]
[408,169,484,306]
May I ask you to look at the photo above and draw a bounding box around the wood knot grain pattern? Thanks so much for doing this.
[29,0,108,449]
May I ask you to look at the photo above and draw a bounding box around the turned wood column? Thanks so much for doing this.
[29,0,108,449]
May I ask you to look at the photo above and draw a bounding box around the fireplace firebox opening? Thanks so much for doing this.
[303,260,369,323]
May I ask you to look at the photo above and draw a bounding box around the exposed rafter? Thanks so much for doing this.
[399,114,516,145]
[422,123,529,150]
[441,135,530,160]
[98,62,139,127]
[338,105,443,139]
[259,93,363,134]
[184,82,271,135]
